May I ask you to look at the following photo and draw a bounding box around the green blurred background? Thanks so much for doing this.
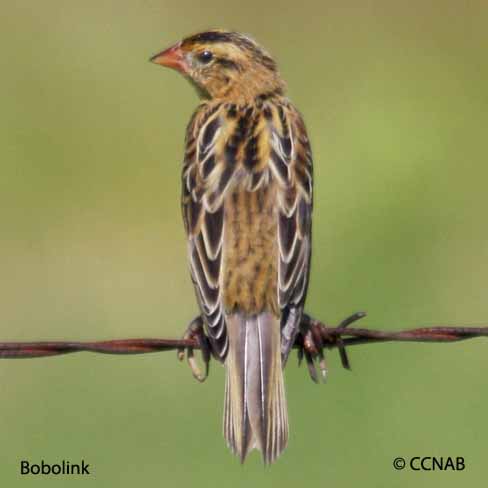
[1,1,487,486]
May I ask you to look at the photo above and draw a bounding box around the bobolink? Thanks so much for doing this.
[151,30,312,464]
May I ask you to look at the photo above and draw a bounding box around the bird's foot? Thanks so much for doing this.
[177,316,211,382]
[297,311,367,383]
[296,314,328,383]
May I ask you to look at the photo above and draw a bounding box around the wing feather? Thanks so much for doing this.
[182,102,229,359]
[269,103,313,363]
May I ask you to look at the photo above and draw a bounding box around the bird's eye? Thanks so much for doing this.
[198,50,213,64]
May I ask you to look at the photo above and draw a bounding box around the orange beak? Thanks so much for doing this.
[150,42,187,73]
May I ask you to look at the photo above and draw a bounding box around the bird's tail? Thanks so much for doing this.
[223,312,288,464]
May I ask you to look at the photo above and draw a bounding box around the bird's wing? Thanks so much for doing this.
[181,102,230,361]
[269,103,313,362]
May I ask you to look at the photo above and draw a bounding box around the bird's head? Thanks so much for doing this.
[150,30,286,102]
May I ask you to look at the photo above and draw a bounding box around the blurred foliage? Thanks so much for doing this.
[1,1,487,486]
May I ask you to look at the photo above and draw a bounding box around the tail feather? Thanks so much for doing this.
[224,312,288,464]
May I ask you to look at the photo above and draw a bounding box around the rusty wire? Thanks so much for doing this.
[1,312,487,381]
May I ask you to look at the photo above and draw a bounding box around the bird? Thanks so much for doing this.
[150,30,313,464]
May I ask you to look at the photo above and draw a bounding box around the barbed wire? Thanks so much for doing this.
[1,312,487,382]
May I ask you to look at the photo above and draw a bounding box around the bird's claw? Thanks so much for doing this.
[177,316,211,382]
[297,311,367,382]
[297,315,328,383]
